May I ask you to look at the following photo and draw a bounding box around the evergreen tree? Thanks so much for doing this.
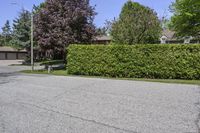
[1,20,12,46]
[111,1,161,44]
[34,0,96,59]
[11,9,31,50]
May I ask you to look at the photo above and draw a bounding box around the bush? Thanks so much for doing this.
[67,44,200,80]
[40,60,65,66]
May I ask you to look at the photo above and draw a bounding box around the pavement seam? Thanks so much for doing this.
[17,101,139,133]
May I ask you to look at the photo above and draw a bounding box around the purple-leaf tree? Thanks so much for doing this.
[34,0,96,59]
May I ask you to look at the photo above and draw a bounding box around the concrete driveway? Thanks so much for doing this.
[0,61,200,133]
[0,60,43,74]
[0,60,30,74]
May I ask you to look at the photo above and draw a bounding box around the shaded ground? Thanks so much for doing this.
[0,60,200,133]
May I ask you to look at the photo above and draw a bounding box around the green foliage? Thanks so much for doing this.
[161,17,171,30]
[111,1,161,44]
[96,27,107,36]
[0,35,4,46]
[0,20,12,46]
[33,2,46,14]
[170,0,200,38]
[96,20,113,36]
[67,44,200,80]
[12,9,31,50]
[34,0,96,59]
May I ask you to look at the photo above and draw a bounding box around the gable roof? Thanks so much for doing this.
[0,46,26,52]
[162,29,176,40]
[94,35,112,41]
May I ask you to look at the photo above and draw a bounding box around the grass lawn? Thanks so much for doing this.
[22,70,200,85]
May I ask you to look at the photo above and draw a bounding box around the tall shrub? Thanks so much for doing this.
[111,1,161,44]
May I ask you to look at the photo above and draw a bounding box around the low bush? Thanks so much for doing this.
[40,60,65,66]
[67,44,200,80]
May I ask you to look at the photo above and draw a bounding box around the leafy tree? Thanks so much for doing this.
[96,27,107,36]
[170,0,200,38]
[0,35,4,46]
[0,20,12,46]
[96,20,113,36]
[160,16,171,30]
[11,9,31,50]
[111,1,161,44]
[32,3,46,49]
[34,0,96,59]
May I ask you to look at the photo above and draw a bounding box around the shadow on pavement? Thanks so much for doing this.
[0,72,19,85]
[0,72,19,77]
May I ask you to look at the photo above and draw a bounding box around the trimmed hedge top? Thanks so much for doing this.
[67,44,200,80]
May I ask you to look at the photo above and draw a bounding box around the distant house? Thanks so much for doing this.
[160,29,177,44]
[160,29,199,44]
[93,35,112,44]
[0,46,27,60]
[183,36,193,44]
[93,32,199,45]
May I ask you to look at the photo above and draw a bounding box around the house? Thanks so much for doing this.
[93,32,199,44]
[160,29,199,44]
[93,35,112,44]
[0,46,27,60]
[160,29,177,44]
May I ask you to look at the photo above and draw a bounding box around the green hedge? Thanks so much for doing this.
[67,44,200,80]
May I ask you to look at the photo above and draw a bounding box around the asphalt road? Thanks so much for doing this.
[0,61,200,133]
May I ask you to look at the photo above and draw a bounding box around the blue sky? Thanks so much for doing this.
[0,0,174,31]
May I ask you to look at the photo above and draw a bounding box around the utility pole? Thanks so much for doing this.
[31,13,34,71]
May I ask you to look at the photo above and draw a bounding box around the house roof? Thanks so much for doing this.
[94,36,112,41]
[162,29,176,40]
[0,46,26,52]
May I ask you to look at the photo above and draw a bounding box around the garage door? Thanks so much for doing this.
[7,53,17,60]
[0,53,6,60]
